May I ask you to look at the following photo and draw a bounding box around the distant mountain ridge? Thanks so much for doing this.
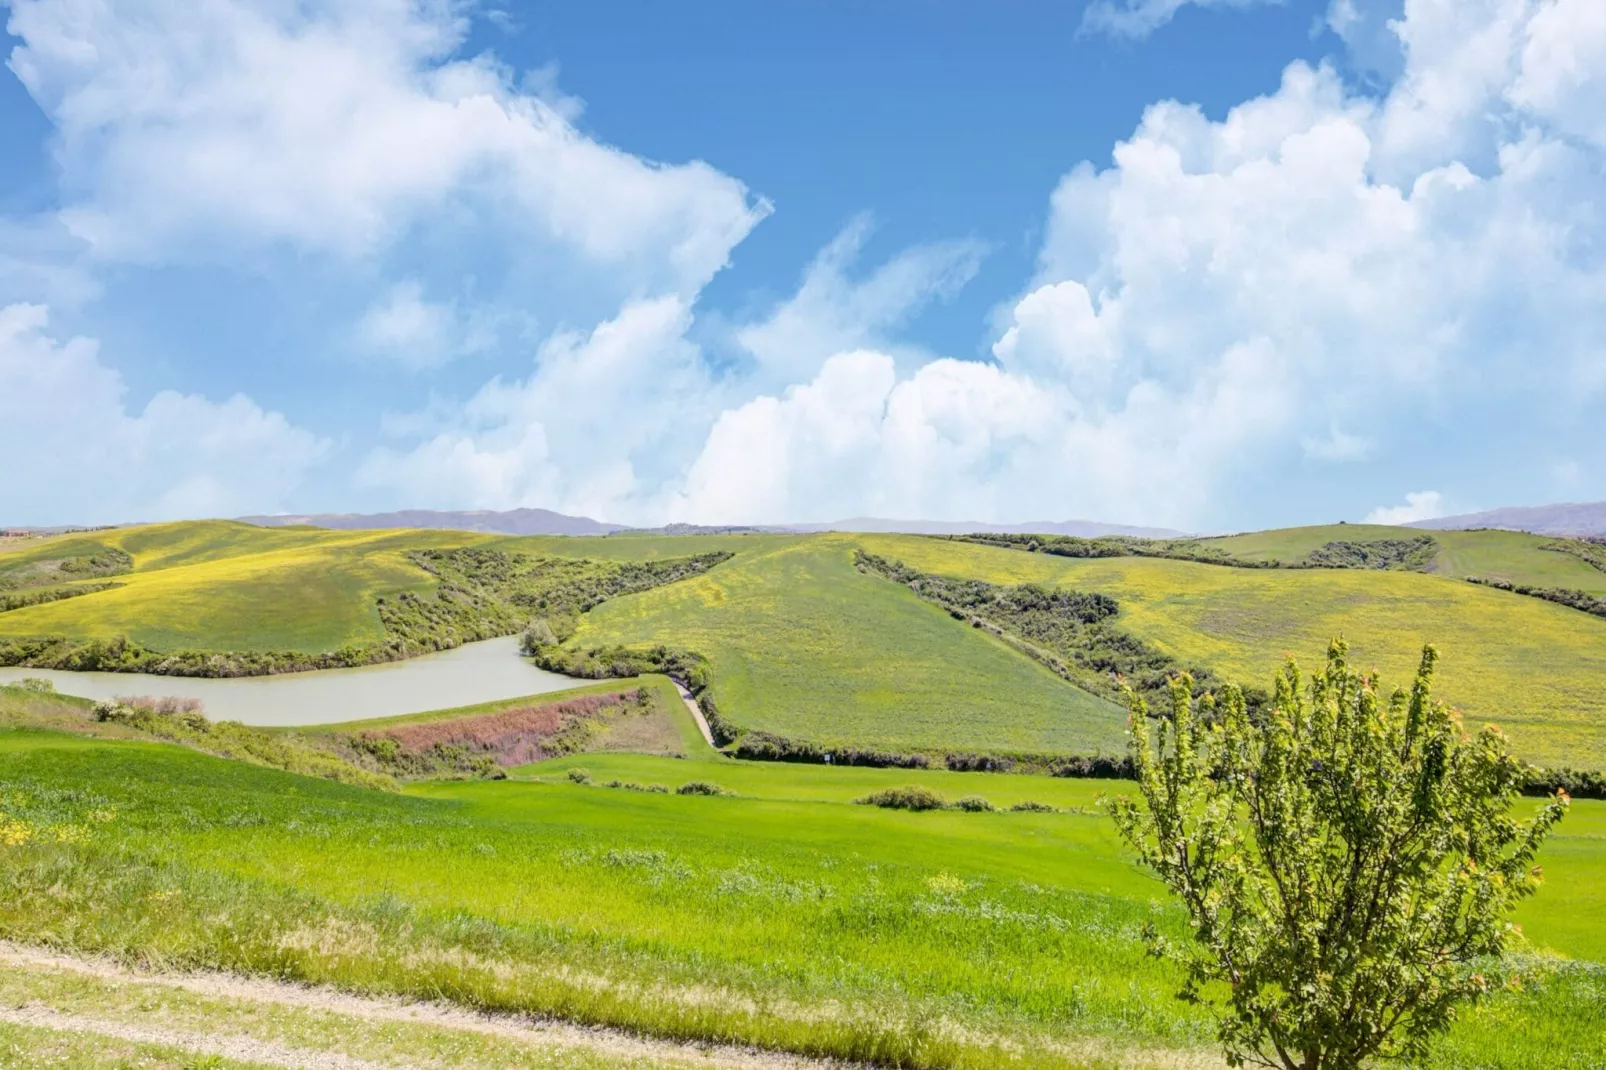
[239,509,1184,539]
[782,517,1186,538]
[238,508,625,536]
[1407,501,1606,537]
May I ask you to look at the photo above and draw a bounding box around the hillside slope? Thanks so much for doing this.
[572,536,1126,756]
[863,534,1606,768]
[5,521,1606,768]
[1201,524,1606,594]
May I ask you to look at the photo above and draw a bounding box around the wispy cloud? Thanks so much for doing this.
[1079,0,1282,39]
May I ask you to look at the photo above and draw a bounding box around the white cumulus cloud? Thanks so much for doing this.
[665,0,1606,529]
[1366,490,1445,525]
[5,0,768,297]
[0,305,327,524]
[358,295,714,520]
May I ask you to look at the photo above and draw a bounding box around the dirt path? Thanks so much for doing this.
[0,941,841,1069]
[673,680,718,749]
[0,1003,395,1069]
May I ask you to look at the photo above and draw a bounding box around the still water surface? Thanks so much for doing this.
[0,636,580,726]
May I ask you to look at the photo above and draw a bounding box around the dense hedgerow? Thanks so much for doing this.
[1466,577,1606,621]
[1306,536,1438,570]
[950,532,1440,573]
[732,730,932,769]
[675,780,734,796]
[0,581,124,614]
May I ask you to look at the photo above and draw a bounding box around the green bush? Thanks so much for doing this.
[857,786,949,811]
[955,796,995,812]
[1009,800,1056,813]
[676,780,732,796]
[567,767,592,784]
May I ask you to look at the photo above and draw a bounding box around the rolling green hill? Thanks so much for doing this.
[1200,523,1606,593]
[4,520,1606,768]
[571,536,1127,756]
[861,534,1606,768]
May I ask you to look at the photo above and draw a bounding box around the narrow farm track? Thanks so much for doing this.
[674,679,718,748]
[0,941,848,1069]
[0,1003,395,1069]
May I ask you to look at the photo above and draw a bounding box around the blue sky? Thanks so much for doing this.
[2,0,1603,530]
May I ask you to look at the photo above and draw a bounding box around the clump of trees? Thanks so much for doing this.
[1112,640,1568,1069]
[1306,536,1437,570]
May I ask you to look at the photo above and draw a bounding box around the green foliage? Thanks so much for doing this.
[567,767,592,784]
[857,785,950,810]
[519,617,558,652]
[1111,641,1569,1069]
[674,780,733,796]
[1306,536,1438,570]
[12,677,53,694]
[731,730,933,768]
[1009,800,1057,813]
[955,795,995,812]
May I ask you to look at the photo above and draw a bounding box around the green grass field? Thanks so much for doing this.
[0,716,1600,1069]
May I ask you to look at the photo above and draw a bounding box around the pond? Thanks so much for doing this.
[0,636,584,727]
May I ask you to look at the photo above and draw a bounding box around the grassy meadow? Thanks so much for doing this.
[0,709,1602,1069]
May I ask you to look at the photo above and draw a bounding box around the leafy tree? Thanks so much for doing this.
[1111,640,1568,1069]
